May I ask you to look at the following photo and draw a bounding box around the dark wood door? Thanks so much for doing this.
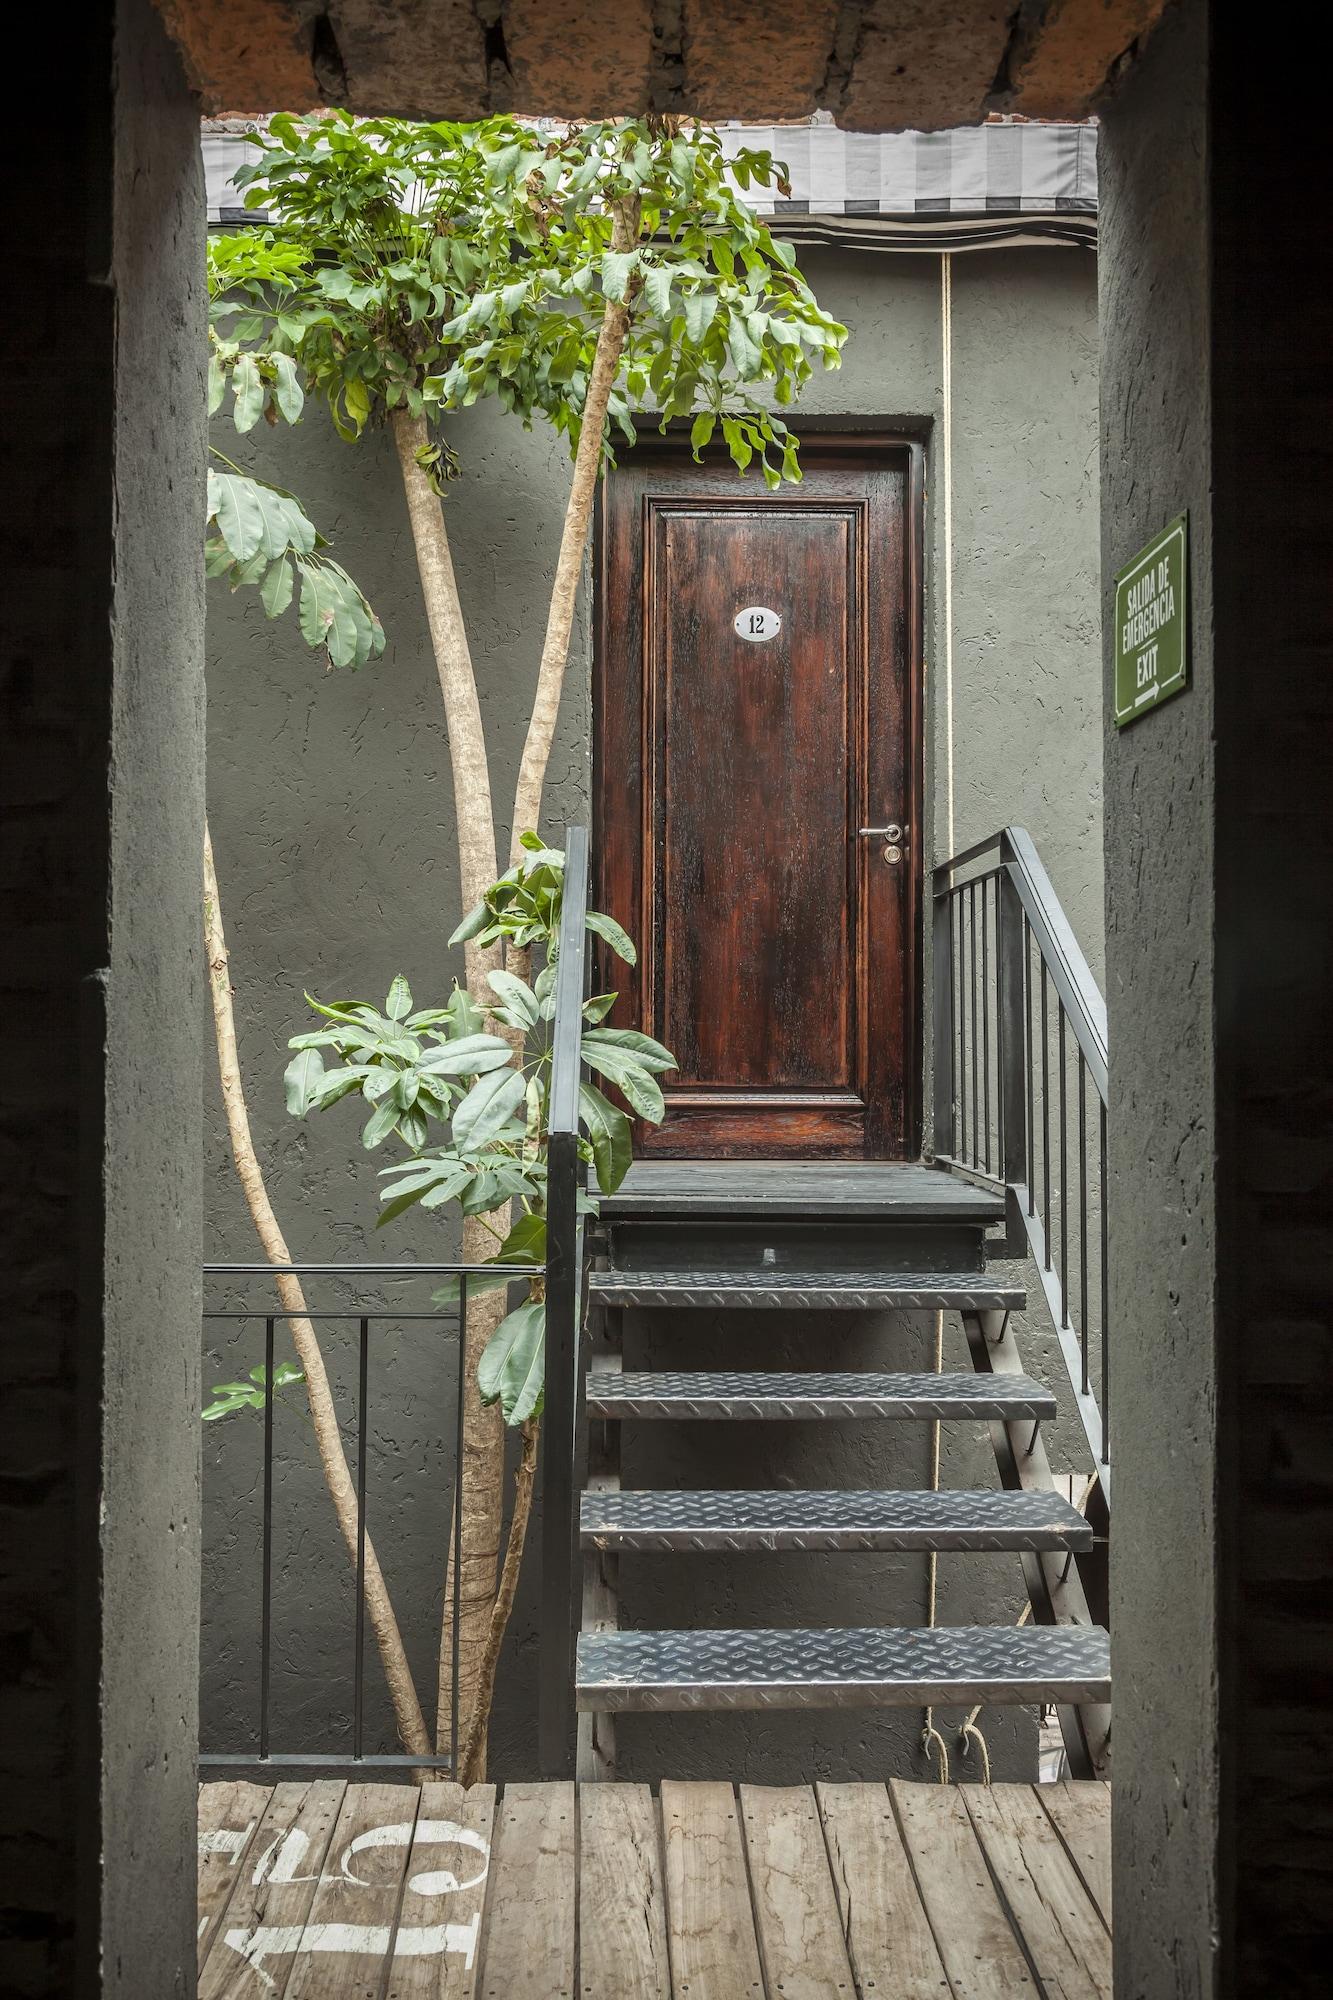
[595,436,922,1159]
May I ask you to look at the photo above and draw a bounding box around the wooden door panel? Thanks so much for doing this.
[596,438,921,1159]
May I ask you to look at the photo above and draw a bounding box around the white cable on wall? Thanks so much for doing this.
[941,252,956,858]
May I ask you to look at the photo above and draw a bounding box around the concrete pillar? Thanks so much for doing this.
[0,0,204,1991]
[1100,1,1331,1991]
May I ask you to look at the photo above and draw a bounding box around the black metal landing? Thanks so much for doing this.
[597,1159,1006,1222]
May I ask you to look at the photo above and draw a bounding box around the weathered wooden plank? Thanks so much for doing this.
[816,1782,950,2000]
[285,1783,419,2000]
[964,1785,1112,1998]
[385,1783,497,2000]
[200,1781,346,2000]
[578,1784,669,2000]
[475,1782,576,2000]
[890,1781,1034,1998]
[198,1783,273,1966]
[739,1786,854,2000]
[661,1781,765,2000]
[1036,1781,1112,1929]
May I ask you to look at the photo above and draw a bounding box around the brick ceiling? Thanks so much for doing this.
[155,0,1169,127]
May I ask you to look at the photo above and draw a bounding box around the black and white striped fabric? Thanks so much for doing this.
[718,121,1097,251]
[205,118,1097,252]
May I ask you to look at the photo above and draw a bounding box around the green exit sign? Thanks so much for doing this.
[1114,513,1189,727]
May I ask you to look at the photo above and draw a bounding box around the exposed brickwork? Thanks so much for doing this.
[502,0,655,116]
[328,0,489,116]
[155,0,319,111]
[154,0,1174,122]
[839,0,1012,131]
[682,0,838,120]
[1008,0,1164,116]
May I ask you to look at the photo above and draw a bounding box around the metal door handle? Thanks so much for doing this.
[859,824,905,843]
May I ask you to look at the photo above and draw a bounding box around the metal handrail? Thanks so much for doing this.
[539,824,590,1777]
[932,826,1110,1490]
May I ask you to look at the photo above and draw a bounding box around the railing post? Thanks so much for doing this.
[538,823,588,1780]
[998,849,1029,1253]
[931,885,955,1160]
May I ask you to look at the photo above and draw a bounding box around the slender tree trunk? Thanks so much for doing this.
[390,407,509,1774]
[203,824,430,1757]
[508,197,642,863]
[458,1417,540,1786]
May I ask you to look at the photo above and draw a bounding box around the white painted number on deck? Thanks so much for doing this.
[733,605,782,642]
[211,1816,491,1990]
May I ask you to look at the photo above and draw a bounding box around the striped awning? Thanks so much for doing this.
[204,117,1096,253]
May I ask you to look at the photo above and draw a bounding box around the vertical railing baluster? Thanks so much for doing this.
[1100,1100,1110,1463]
[976,884,984,1176]
[452,1277,466,1777]
[1025,917,1035,1216]
[1078,1053,1089,1394]
[1058,1005,1068,1327]
[932,884,956,1160]
[956,893,967,1164]
[998,864,1028,1197]
[1040,961,1051,1266]
[260,1314,274,1762]
[353,1314,369,1762]
[969,880,979,1168]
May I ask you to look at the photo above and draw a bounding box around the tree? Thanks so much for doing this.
[206,110,847,1768]
[283,838,673,1780]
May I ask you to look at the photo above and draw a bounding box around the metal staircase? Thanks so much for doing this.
[539,829,1114,1784]
[549,1161,1110,1778]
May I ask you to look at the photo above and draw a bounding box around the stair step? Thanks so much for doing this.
[587,1269,1025,1310]
[579,1487,1091,1553]
[598,1160,1005,1222]
[585,1369,1055,1423]
[576,1624,1111,1712]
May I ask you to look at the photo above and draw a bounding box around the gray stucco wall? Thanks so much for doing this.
[0,1,204,1992]
[202,239,1102,1782]
[1098,2,1220,1992]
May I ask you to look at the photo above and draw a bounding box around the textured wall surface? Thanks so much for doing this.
[1208,12,1332,1993]
[1098,1,1220,1991]
[201,242,1102,1783]
[0,0,204,1992]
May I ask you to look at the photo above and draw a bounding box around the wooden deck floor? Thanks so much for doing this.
[198,1777,1110,1998]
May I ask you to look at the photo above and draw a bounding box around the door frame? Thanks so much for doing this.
[591,426,926,1159]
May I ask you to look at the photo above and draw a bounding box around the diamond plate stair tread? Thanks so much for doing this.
[580,1487,1092,1552]
[585,1368,1056,1421]
[576,1625,1111,1711]
[587,1269,1026,1309]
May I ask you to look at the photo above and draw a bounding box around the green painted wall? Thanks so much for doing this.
[202,240,1101,1781]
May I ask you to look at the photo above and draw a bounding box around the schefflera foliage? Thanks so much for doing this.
[206,110,847,487]
[284,839,675,1425]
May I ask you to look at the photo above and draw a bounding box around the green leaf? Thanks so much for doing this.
[284,1046,325,1115]
[581,991,618,1024]
[579,1081,633,1194]
[362,1097,402,1149]
[259,556,294,618]
[579,1043,665,1121]
[642,264,674,318]
[584,908,638,966]
[233,352,264,432]
[477,1300,545,1424]
[449,900,491,945]
[452,1066,527,1151]
[385,973,413,1021]
[581,1026,677,1072]
[445,985,485,1038]
[690,411,715,457]
[487,969,540,1030]
[418,1033,514,1077]
[601,249,636,300]
[271,351,305,422]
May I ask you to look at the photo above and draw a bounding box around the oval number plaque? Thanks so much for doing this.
[734,605,782,643]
